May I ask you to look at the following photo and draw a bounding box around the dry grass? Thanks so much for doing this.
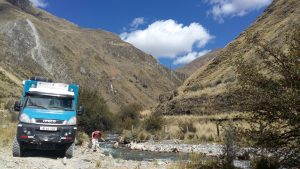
[164,112,243,121]
[164,120,218,143]
[168,153,222,169]
[140,109,151,118]
[0,124,17,147]
[163,113,248,143]
[0,110,17,147]
[123,111,250,143]
[183,83,228,98]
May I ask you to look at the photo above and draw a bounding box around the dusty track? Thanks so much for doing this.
[0,146,171,169]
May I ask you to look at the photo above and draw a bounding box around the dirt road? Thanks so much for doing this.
[0,146,172,169]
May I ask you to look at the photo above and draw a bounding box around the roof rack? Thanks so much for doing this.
[30,76,53,83]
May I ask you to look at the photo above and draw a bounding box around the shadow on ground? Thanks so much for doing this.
[22,149,65,159]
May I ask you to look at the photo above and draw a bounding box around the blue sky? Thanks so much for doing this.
[30,0,272,69]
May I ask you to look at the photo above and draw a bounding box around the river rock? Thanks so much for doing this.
[113,142,119,148]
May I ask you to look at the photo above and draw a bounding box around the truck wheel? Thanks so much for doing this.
[12,137,22,157]
[65,143,75,158]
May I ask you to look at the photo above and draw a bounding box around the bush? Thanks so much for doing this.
[118,103,142,130]
[185,153,222,169]
[222,123,239,167]
[77,88,115,133]
[251,156,280,169]
[10,111,18,122]
[4,99,14,110]
[185,83,203,92]
[76,131,89,145]
[232,30,300,167]
[144,112,164,133]
[137,130,151,142]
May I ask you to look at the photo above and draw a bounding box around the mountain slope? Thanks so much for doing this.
[156,0,300,115]
[0,0,182,112]
[176,49,222,77]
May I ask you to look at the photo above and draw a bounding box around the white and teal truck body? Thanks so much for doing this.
[12,77,83,158]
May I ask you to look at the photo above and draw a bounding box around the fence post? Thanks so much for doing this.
[216,119,221,138]
[131,125,134,135]
[186,125,189,133]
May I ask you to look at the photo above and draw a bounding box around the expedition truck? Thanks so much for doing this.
[12,76,84,158]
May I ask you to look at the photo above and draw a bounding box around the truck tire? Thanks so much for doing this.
[12,137,22,157]
[65,143,75,158]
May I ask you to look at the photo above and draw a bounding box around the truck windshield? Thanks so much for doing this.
[25,95,74,111]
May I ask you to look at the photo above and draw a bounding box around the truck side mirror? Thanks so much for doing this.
[14,101,21,111]
[77,106,85,115]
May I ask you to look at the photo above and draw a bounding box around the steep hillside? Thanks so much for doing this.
[156,0,300,115]
[0,0,182,112]
[176,49,222,77]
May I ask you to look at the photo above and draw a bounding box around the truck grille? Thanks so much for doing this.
[35,130,61,142]
[35,119,64,124]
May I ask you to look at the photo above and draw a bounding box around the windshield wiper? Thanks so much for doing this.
[48,106,64,110]
[27,105,47,109]
[64,108,74,111]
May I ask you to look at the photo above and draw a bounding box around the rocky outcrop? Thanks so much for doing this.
[7,0,36,14]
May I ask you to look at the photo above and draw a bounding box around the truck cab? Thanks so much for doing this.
[12,77,83,158]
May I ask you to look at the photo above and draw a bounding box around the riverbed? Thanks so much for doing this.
[100,134,251,169]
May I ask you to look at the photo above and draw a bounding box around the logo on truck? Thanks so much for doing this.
[42,119,57,123]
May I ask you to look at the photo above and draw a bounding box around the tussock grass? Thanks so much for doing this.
[164,112,243,121]
[0,123,17,147]
[163,113,248,143]
[123,111,249,144]
[0,110,17,147]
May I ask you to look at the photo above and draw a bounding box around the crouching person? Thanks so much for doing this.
[91,130,101,152]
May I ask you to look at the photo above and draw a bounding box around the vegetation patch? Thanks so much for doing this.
[78,88,116,133]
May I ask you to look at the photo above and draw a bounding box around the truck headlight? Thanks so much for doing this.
[67,117,76,125]
[19,113,31,123]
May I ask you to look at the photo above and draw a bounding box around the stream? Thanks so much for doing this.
[100,134,251,168]
[100,134,190,162]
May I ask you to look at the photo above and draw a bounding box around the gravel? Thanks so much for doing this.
[0,146,171,169]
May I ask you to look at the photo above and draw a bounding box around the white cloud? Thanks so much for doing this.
[29,0,48,8]
[120,19,213,58]
[205,0,272,22]
[173,50,211,65]
[130,17,145,29]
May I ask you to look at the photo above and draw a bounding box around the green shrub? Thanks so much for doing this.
[118,103,142,130]
[186,153,222,169]
[251,156,280,169]
[144,112,164,133]
[183,153,239,169]
[77,88,115,133]
[232,30,300,168]
[222,123,239,167]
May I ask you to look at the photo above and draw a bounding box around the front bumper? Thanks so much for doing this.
[17,123,76,149]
